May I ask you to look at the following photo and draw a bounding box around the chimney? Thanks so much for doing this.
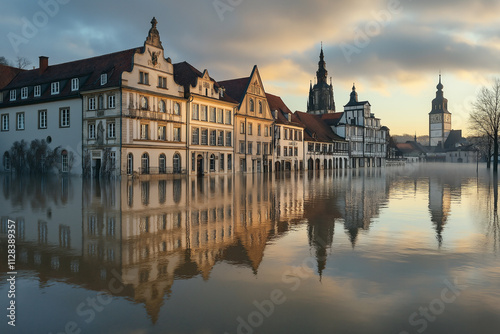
[39,56,48,73]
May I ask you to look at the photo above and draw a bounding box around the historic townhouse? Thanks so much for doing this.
[295,111,349,170]
[219,66,274,173]
[331,85,386,168]
[266,93,305,171]
[83,18,187,177]
[174,62,239,176]
[0,57,83,174]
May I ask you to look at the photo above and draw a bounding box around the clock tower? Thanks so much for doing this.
[429,75,451,147]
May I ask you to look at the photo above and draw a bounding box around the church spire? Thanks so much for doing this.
[316,44,328,84]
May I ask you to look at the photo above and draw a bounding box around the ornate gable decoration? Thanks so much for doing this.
[145,17,163,49]
[148,48,161,68]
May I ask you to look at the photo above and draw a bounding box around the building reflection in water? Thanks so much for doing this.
[1,166,491,324]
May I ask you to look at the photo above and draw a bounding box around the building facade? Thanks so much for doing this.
[219,66,274,173]
[267,93,305,171]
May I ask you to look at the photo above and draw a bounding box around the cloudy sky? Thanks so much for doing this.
[2,0,500,135]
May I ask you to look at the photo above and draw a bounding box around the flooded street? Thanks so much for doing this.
[1,164,500,334]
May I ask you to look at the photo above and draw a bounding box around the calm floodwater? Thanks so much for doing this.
[1,164,500,334]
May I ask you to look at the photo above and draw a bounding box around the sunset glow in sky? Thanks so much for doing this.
[2,0,500,135]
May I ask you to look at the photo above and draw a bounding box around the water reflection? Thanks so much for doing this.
[1,164,499,333]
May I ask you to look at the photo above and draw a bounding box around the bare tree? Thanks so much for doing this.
[0,56,10,66]
[470,78,500,173]
[15,56,31,69]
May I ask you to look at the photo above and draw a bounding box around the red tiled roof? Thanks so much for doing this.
[0,65,24,90]
[321,112,343,126]
[294,111,345,142]
[266,93,303,127]
[1,48,141,107]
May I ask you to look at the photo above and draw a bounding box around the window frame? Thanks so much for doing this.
[71,78,79,91]
[59,108,70,128]
[107,122,116,139]
[1,114,9,131]
[38,110,47,129]
[51,82,60,95]
[16,112,25,130]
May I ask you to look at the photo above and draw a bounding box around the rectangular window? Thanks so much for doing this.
[226,131,232,147]
[34,85,41,97]
[158,76,167,89]
[277,146,281,157]
[16,112,25,130]
[89,97,96,110]
[139,72,149,85]
[10,90,16,101]
[210,107,216,122]
[210,130,216,146]
[225,109,232,124]
[263,143,269,155]
[173,127,181,142]
[289,147,293,156]
[248,142,253,155]
[248,123,253,135]
[21,87,28,99]
[240,122,245,134]
[201,105,208,121]
[108,95,115,108]
[257,124,261,136]
[285,129,289,140]
[107,122,116,139]
[265,126,268,137]
[284,146,288,156]
[51,82,59,95]
[220,153,224,171]
[239,141,245,154]
[158,126,166,140]
[257,142,261,155]
[228,154,232,170]
[192,104,199,120]
[308,143,314,152]
[59,108,70,127]
[201,129,208,145]
[101,74,107,85]
[217,108,223,123]
[88,123,96,139]
[62,153,68,172]
[1,114,9,131]
[298,132,302,141]
[71,78,79,91]
[218,130,224,146]
[110,152,116,170]
[192,128,199,145]
[141,123,149,139]
[294,147,298,156]
[39,110,47,129]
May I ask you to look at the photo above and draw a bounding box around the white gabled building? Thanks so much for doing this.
[332,85,387,168]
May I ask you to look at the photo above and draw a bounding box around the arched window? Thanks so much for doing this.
[259,101,263,114]
[159,154,166,174]
[61,150,69,172]
[249,99,254,112]
[174,102,180,115]
[173,153,181,173]
[158,100,166,113]
[127,153,133,175]
[210,154,215,171]
[3,152,10,171]
[141,153,149,174]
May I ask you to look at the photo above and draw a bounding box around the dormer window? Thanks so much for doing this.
[51,82,59,95]
[9,90,16,101]
[34,85,41,97]
[21,87,28,99]
[71,78,79,91]
[100,74,107,85]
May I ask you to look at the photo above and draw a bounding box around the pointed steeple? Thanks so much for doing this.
[145,17,163,49]
[349,83,358,104]
[316,44,328,84]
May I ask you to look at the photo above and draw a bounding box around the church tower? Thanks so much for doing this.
[429,75,451,147]
[307,45,335,114]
